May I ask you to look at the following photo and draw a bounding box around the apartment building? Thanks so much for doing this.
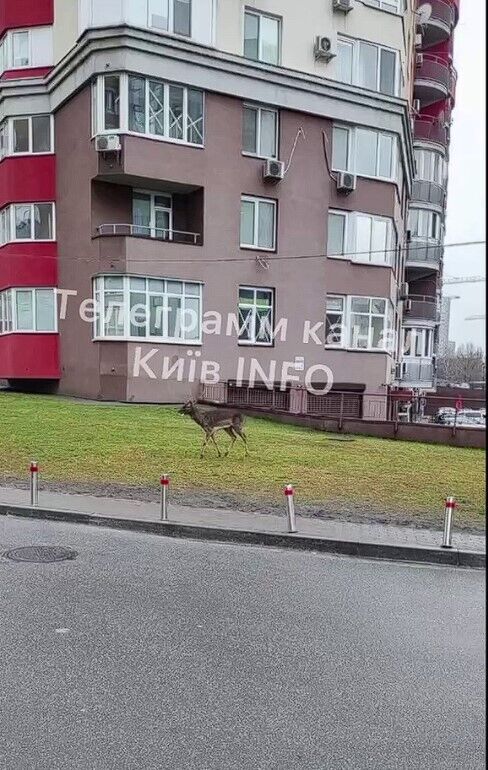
[0,0,457,414]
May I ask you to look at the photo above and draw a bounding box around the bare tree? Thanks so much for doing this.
[437,343,486,385]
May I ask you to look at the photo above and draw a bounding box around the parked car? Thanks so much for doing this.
[436,409,486,428]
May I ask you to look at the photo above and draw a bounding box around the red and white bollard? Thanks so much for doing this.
[30,461,39,507]
[284,484,297,533]
[160,474,170,521]
[441,496,456,549]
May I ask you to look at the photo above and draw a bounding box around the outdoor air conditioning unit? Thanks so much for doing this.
[95,134,121,152]
[413,98,421,113]
[314,35,337,62]
[415,53,424,67]
[336,171,356,194]
[404,299,413,312]
[332,0,354,12]
[263,159,285,182]
[400,282,409,299]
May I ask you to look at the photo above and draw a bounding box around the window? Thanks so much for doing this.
[240,196,276,250]
[96,74,204,145]
[148,0,192,36]
[242,104,278,158]
[93,275,202,342]
[332,125,397,181]
[0,203,55,244]
[6,115,53,155]
[325,295,394,351]
[403,327,433,358]
[337,38,399,96]
[414,148,446,184]
[328,210,395,265]
[133,191,173,239]
[244,10,281,65]
[364,0,404,12]
[408,209,441,241]
[325,295,345,346]
[238,287,274,345]
[12,31,30,67]
[0,288,56,334]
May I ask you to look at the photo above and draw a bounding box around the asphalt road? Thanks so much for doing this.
[0,517,485,770]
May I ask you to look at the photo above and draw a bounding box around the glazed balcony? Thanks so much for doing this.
[414,54,457,108]
[412,179,446,210]
[406,237,442,272]
[416,0,456,47]
[403,295,440,324]
[398,359,435,388]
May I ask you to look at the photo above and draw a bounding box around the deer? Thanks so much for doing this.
[179,400,249,458]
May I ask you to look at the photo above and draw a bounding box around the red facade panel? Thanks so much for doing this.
[0,155,56,208]
[0,244,57,291]
[0,67,53,81]
[0,0,53,36]
[0,333,60,379]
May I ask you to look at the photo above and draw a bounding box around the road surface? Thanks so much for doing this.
[0,516,485,770]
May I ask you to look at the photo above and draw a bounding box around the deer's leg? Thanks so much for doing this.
[224,427,237,456]
[210,430,222,457]
[200,431,211,458]
[233,425,249,456]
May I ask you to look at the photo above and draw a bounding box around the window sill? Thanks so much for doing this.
[92,131,204,151]
[0,239,56,247]
[327,255,394,268]
[331,168,397,185]
[325,345,394,355]
[238,341,274,348]
[0,330,58,336]
[240,245,276,253]
[242,152,278,161]
[92,337,203,345]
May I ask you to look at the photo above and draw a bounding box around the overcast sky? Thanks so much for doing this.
[443,0,486,351]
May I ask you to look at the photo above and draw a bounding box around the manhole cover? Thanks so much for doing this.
[3,546,78,563]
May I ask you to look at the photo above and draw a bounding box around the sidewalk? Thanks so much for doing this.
[0,485,485,564]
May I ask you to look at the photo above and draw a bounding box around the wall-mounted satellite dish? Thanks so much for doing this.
[417,3,432,24]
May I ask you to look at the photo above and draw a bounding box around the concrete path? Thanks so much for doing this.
[0,485,484,554]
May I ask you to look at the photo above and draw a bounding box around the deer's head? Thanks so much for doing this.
[179,399,196,416]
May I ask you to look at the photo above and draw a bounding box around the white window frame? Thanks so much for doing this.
[11,30,31,68]
[337,36,400,96]
[0,203,56,245]
[408,208,442,242]
[93,74,205,148]
[403,326,434,359]
[332,124,398,182]
[325,294,395,353]
[147,0,192,37]
[240,196,277,251]
[0,287,57,335]
[414,148,446,185]
[243,9,282,65]
[0,115,54,159]
[363,0,404,14]
[328,209,396,266]
[325,294,346,348]
[242,103,279,159]
[237,286,275,346]
[132,190,173,239]
[93,275,203,344]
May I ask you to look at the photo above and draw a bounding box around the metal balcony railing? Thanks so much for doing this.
[404,295,440,322]
[415,54,456,97]
[414,117,449,147]
[96,223,202,245]
[399,360,435,385]
[419,0,455,29]
[412,179,446,208]
[407,237,443,268]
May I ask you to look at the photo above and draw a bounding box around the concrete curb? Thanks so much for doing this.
[0,503,485,569]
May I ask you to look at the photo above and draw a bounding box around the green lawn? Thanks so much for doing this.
[0,392,485,526]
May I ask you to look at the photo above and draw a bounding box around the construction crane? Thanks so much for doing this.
[465,315,486,321]
[443,275,485,285]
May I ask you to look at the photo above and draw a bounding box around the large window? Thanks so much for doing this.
[148,0,192,36]
[133,191,173,239]
[0,288,56,334]
[328,210,396,266]
[93,275,202,342]
[242,104,278,159]
[408,208,442,241]
[238,286,274,346]
[332,125,397,181]
[325,294,394,351]
[95,74,204,146]
[244,10,281,65]
[85,0,192,37]
[240,196,276,250]
[414,148,446,184]
[0,203,55,245]
[0,27,53,75]
[364,0,404,13]
[403,327,433,358]
[337,38,399,96]
[0,115,53,159]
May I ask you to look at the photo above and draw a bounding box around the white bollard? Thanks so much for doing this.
[284,484,297,533]
[441,496,456,548]
[30,461,39,507]
[160,474,170,521]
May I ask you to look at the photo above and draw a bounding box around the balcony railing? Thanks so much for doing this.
[412,179,446,208]
[407,237,443,269]
[96,223,202,245]
[414,117,449,147]
[403,295,440,323]
[414,54,456,104]
[399,359,435,386]
[417,0,456,45]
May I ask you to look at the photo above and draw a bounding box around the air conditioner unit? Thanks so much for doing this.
[413,98,421,112]
[95,134,121,152]
[415,53,424,67]
[336,172,356,194]
[415,33,423,48]
[404,299,413,312]
[263,159,285,182]
[332,0,354,12]
[314,35,337,62]
[400,282,409,299]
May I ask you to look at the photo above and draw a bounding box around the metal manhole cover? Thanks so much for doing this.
[3,546,78,563]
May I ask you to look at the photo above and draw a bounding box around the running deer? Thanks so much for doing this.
[179,400,249,458]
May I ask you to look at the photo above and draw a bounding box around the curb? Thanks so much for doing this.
[0,503,485,569]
